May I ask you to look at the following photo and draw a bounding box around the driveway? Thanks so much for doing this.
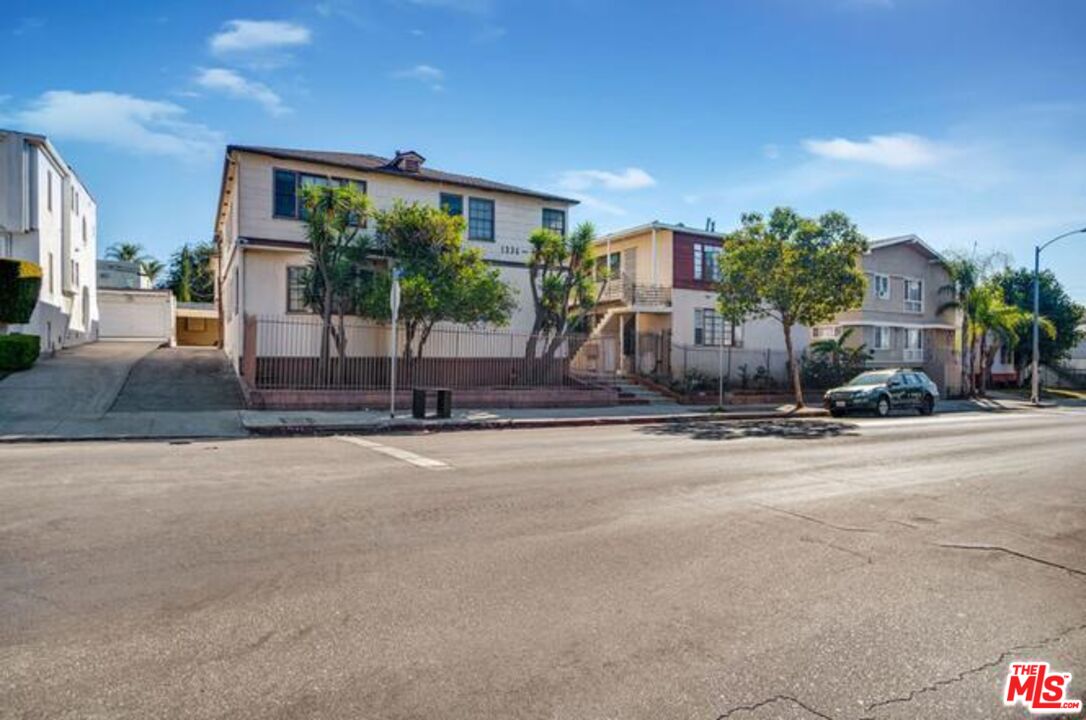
[0,343,246,440]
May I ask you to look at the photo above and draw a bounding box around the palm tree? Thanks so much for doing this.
[809,327,871,366]
[971,283,1055,396]
[106,242,146,263]
[140,258,165,287]
[938,251,1008,397]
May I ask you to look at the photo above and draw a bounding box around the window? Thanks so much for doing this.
[468,197,495,241]
[694,308,742,347]
[440,193,463,217]
[873,325,891,350]
[904,279,923,313]
[274,169,367,221]
[47,170,53,212]
[904,328,923,349]
[693,243,721,281]
[874,273,890,299]
[340,178,367,227]
[812,325,839,340]
[286,266,308,312]
[542,208,566,237]
[274,169,298,218]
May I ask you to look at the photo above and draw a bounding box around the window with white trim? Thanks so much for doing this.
[904,328,923,349]
[904,279,923,313]
[874,325,891,350]
[874,273,890,299]
[812,325,839,339]
[694,308,742,347]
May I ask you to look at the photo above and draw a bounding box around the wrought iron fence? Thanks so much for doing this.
[246,314,614,390]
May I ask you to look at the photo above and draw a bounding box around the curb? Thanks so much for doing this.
[244,409,831,437]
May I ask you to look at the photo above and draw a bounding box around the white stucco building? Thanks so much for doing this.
[213,145,579,372]
[0,130,98,352]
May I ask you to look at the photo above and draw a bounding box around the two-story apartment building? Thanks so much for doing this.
[584,221,805,377]
[0,130,98,352]
[814,235,961,394]
[213,145,578,372]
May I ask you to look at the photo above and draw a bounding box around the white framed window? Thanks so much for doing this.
[694,308,742,347]
[812,325,839,340]
[904,278,923,313]
[873,325,891,350]
[904,328,923,349]
[874,273,890,299]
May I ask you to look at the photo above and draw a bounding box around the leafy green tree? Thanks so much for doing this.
[524,222,599,359]
[166,241,216,302]
[300,183,374,384]
[363,201,515,359]
[105,242,146,263]
[970,282,1054,395]
[809,327,872,367]
[717,208,868,408]
[992,267,1085,377]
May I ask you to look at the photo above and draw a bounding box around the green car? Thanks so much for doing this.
[823,368,939,418]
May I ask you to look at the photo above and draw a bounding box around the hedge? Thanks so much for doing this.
[0,333,40,371]
[0,258,43,324]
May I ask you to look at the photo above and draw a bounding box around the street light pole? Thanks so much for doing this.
[1030,227,1086,405]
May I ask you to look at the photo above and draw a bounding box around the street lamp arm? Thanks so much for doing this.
[1030,225,1086,405]
[1038,227,1086,253]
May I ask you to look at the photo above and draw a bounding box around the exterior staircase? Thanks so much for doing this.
[609,377,676,405]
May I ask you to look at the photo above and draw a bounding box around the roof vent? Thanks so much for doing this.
[389,150,425,173]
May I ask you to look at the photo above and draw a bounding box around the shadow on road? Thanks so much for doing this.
[639,418,859,441]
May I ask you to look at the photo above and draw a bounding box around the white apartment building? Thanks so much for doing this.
[213,145,578,371]
[0,130,98,352]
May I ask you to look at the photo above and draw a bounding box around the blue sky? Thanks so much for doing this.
[2,0,1084,300]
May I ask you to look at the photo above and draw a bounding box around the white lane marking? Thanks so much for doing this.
[333,435,451,470]
[848,411,1071,430]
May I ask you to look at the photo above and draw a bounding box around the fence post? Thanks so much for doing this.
[242,314,258,387]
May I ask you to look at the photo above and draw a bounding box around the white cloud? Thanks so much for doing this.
[803,133,946,168]
[557,167,657,192]
[195,68,288,116]
[1,91,222,160]
[209,20,311,54]
[392,64,445,91]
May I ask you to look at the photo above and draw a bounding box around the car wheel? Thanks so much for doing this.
[875,396,891,417]
[919,394,935,416]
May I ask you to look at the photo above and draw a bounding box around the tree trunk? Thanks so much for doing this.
[978,334,990,397]
[782,320,803,409]
[959,317,971,398]
[319,286,334,386]
[334,310,347,386]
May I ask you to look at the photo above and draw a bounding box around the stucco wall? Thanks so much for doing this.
[837,243,954,326]
[671,288,805,352]
[594,228,673,286]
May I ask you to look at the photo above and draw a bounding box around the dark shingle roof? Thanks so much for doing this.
[228,144,578,205]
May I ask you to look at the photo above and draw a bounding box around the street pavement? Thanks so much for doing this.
[2,409,1085,718]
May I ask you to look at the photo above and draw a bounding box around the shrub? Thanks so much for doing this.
[0,258,43,324]
[0,333,40,371]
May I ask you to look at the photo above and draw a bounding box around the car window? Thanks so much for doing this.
[905,373,921,386]
[848,371,895,386]
[915,372,932,385]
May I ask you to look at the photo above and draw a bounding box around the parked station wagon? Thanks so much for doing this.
[823,369,939,417]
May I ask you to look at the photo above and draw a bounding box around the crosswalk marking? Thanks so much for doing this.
[333,435,451,470]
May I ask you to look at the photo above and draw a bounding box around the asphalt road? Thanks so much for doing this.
[2,409,1085,719]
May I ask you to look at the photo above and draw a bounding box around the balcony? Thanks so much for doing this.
[597,275,671,308]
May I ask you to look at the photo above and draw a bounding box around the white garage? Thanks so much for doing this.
[97,288,176,343]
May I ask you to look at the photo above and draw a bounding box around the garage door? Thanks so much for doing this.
[98,291,174,341]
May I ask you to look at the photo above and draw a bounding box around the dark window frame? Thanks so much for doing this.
[286,265,309,313]
[440,192,463,217]
[273,168,368,223]
[542,208,566,237]
[468,197,495,242]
